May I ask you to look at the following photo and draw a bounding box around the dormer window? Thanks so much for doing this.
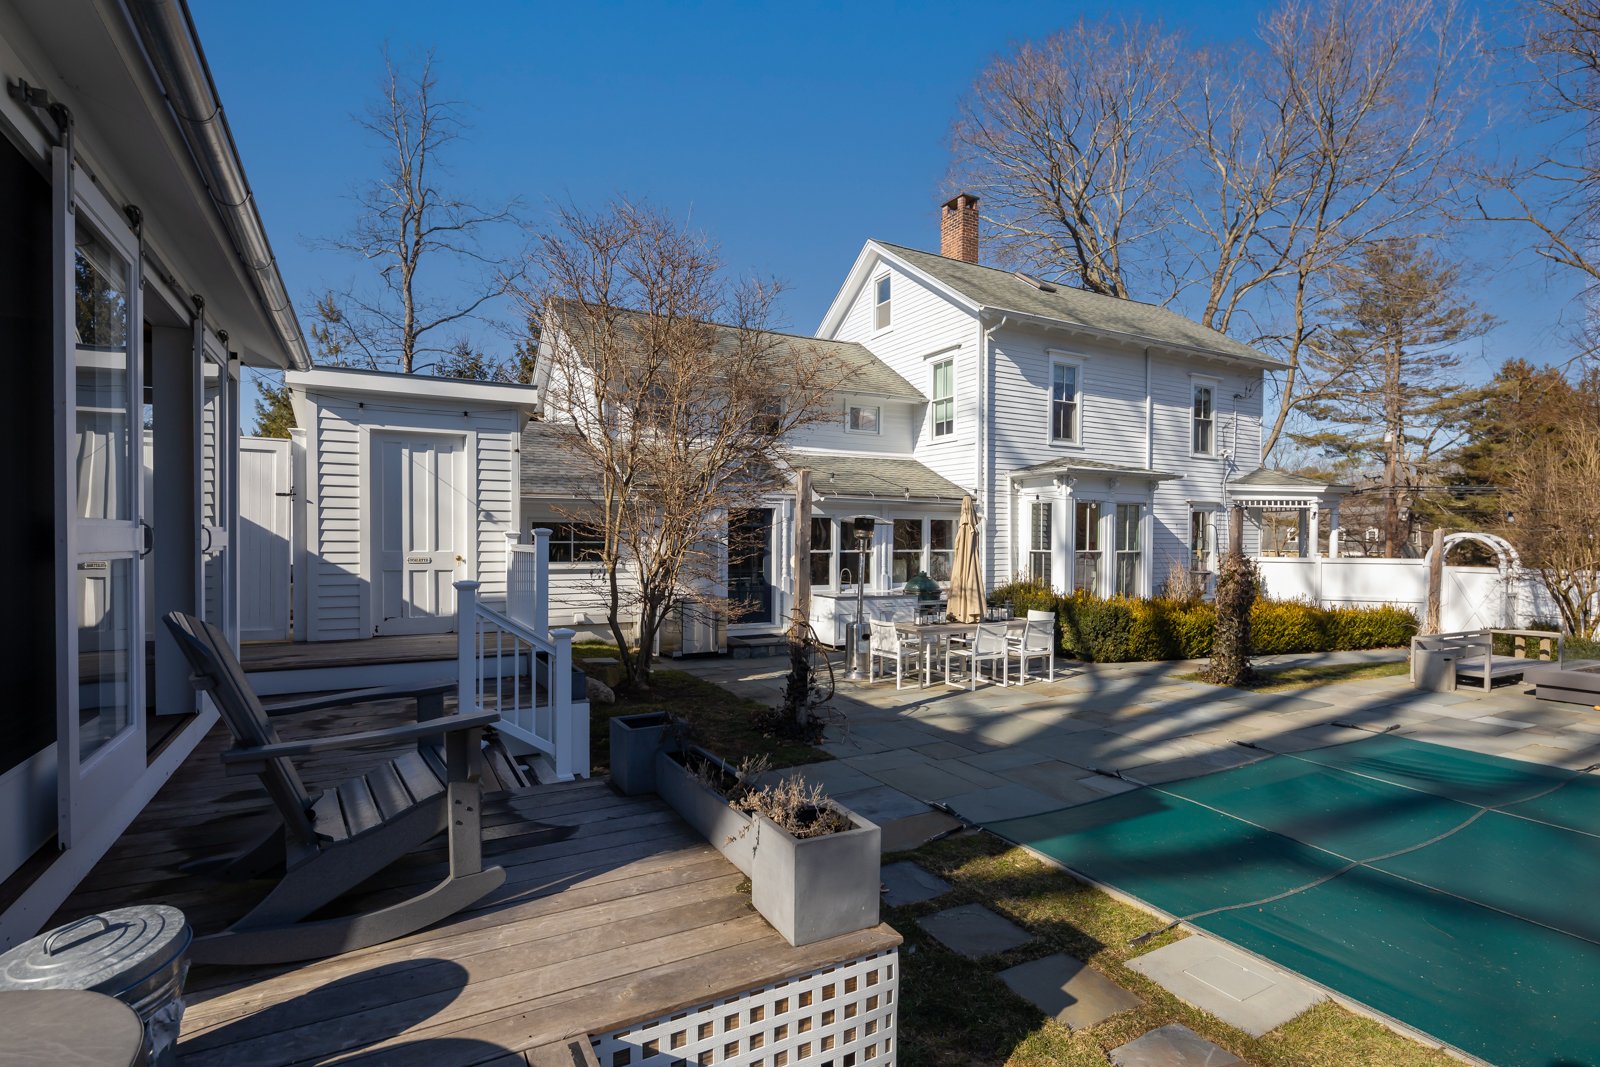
[874,275,891,331]
[846,403,880,434]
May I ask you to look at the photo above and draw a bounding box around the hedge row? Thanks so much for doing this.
[988,581,1418,663]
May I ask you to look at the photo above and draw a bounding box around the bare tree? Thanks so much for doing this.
[951,18,1189,297]
[318,50,517,373]
[1476,1,1600,313]
[951,1,1478,457]
[1502,421,1600,636]
[513,200,847,689]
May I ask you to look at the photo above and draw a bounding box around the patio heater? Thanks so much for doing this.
[844,516,877,681]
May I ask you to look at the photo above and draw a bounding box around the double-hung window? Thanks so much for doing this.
[874,275,892,331]
[1190,509,1215,580]
[1114,504,1142,596]
[808,517,833,587]
[928,518,954,581]
[1075,502,1101,592]
[1050,361,1079,443]
[931,358,954,438]
[1192,382,1215,455]
[840,520,872,587]
[1029,501,1053,586]
[891,517,956,583]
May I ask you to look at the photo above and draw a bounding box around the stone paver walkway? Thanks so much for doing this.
[683,648,1600,829]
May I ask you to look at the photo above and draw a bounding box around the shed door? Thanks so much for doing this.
[376,434,465,635]
[238,437,292,641]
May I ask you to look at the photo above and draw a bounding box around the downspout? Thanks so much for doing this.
[978,312,1006,587]
[1143,347,1153,470]
[120,0,311,370]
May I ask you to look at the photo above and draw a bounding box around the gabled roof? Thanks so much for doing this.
[832,241,1284,370]
[1228,467,1352,496]
[795,452,968,502]
[520,423,595,499]
[1011,457,1177,482]
[550,302,924,402]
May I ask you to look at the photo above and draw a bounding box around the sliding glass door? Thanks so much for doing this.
[57,155,146,846]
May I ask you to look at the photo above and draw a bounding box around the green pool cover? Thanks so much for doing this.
[988,734,1600,1067]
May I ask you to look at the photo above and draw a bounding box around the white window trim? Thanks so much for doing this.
[1190,374,1221,459]
[844,400,881,435]
[929,356,956,440]
[1046,354,1086,447]
[872,273,893,335]
[1188,505,1219,577]
[889,514,958,588]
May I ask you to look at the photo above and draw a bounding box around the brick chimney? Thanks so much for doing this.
[940,193,980,263]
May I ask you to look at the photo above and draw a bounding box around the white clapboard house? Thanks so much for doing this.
[0,0,312,943]
[522,195,1345,649]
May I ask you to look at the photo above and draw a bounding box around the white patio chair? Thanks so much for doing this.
[946,622,1010,689]
[868,619,921,690]
[1010,609,1055,645]
[1007,618,1056,685]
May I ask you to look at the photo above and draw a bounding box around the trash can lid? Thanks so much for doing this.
[0,905,190,995]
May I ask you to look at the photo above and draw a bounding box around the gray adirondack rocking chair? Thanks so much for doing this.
[164,611,509,966]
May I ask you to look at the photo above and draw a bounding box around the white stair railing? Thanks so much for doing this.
[455,577,590,781]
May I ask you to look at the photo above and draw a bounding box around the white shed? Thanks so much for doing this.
[288,367,539,641]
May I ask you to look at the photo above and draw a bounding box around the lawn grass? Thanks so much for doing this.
[888,832,1458,1067]
[1177,658,1409,694]
[573,643,829,773]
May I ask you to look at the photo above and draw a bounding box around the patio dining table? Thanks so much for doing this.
[896,619,1027,688]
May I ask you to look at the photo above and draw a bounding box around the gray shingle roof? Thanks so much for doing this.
[795,453,968,502]
[1012,456,1177,481]
[876,242,1284,369]
[552,302,924,402]
[1229,467,1352,492]
[520,423,597,498]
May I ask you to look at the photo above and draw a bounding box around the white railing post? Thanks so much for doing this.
[532,527,551,638]
[550,627,579,780]
[455,579,480,714]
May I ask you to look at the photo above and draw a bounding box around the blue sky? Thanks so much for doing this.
[190,1,1583,430]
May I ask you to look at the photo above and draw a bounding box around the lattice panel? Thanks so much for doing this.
[590,950,898,1067]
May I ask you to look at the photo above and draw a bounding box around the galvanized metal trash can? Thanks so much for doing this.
[0,905,191,1067]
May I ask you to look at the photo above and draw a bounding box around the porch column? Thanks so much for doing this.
[1328,501,1342,558]
[1296,508,1310,558]
[1054,477,1073,595]
[1308,504,1322,560]
[1099,500,1115,598]
[1140,502,1154,598]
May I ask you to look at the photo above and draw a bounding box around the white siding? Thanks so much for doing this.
[302,391,522,641]
[787,395,919,455]
[822,255,979,491]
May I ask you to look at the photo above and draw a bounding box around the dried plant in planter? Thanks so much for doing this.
[734,774,852,839]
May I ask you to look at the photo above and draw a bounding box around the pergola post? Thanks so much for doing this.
[1307,505,1321,560]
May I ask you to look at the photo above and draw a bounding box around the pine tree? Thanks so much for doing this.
[1296,238,1495,555]
[253,380,296,438]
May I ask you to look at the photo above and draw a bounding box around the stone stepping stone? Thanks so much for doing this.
[878,810,962,853]
[918,903,1031,959]
[831,783,931,824]
[1111,1024,1245,1066]
[998,952,1142,1030]
[1128,936,1322,1037]
[880,862,952,907]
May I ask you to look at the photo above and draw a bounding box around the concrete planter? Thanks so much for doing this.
[609,713,676,796]
[654,747,881,946]
[749,808,881,947]
[654,748,755,876]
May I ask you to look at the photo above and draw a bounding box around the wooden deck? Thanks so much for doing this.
[54,699,898,1065]
[241,633,461,672]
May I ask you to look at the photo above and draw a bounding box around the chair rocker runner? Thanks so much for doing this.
[163,612,512,966]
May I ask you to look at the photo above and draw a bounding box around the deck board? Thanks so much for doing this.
[53,696,898,1066]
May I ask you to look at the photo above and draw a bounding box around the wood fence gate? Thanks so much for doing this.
[238,437,293,641]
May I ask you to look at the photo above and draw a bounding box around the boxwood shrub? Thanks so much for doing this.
[985,581,1417,663]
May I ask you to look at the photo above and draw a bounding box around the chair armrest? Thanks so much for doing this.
[260,680,455,717]
[221,709,499,765]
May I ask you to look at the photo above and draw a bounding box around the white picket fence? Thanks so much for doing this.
[454,527,590,781]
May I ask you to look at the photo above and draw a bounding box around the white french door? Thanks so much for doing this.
[57,151,146,845]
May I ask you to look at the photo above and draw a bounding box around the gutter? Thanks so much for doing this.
[120,0,311,370]
[980,305,1285,372]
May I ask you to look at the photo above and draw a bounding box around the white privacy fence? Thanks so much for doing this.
[454,534,590,781]
[1254,556,1568,633]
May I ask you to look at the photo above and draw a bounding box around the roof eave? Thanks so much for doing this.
[977,306,1287,370]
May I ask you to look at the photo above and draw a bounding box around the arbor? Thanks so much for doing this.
[317,51,516,373]
[1298,238,1494,555]
[950,1,1478,456]
[511,200,847,689]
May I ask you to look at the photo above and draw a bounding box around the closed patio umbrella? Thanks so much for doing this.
[947,495,984,623]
